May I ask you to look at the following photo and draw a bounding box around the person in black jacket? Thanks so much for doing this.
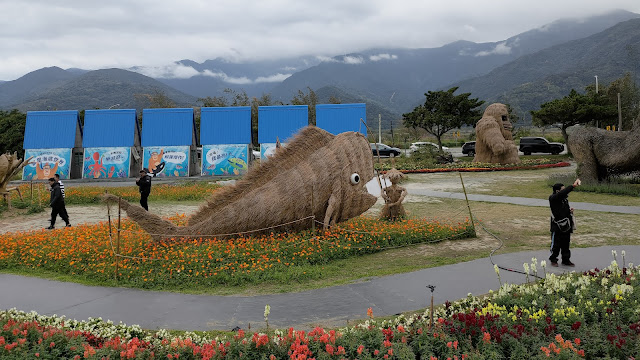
[549,178,581,267]
[136,169,152,211]
[47,177,70,229]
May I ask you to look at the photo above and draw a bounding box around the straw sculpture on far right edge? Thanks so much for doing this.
[380,168,407,220]
[473,103,520,164]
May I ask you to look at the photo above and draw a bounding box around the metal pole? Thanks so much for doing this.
[618,93,623,131]
[116,196,121,281]
[459,172,476,235]
[378,114,382,144]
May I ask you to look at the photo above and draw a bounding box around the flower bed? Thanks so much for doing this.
[376,159,570,173]
[1,261,637,359]
[6,181,222,206]
[0,217,474,290]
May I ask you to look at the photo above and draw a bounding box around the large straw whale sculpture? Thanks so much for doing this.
[104,126,378,240]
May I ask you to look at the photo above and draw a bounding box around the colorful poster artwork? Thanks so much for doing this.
[201,144,249,176]
[143,146,190,178]
[22,149,72,180]
[83,147,131,179]
[260,143,287,161]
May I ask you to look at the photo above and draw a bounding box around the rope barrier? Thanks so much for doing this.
[113,215,316,238]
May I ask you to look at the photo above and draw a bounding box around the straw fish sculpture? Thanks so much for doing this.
[103,126,377,240]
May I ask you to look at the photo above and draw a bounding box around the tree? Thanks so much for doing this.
[602,73,640,130]
[531,89,617,151]
[291,87,318,125]
[402,87,484,150]
[134,89,176,109]
[0,109,27,157]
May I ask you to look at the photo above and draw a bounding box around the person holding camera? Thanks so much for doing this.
[136,169,152,211]
[549,178,581,267]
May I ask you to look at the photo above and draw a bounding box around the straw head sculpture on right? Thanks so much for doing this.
[104,126,378,240]
[473,103,520,164]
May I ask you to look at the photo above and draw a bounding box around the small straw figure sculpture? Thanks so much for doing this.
[380,167,407,220]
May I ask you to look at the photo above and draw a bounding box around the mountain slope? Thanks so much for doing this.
[270,10,640,116]
[10,69,197,111]
[453,17,640,117]
[0,67,79,108]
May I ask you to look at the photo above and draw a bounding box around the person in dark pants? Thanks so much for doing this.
[549,179,581,267]
[136,169,152,211]
[47,177,70,229]
[54,173,70,225]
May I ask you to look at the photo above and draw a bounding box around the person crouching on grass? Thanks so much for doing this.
[47,177,70,229]
[136,169,152,211]
[549,178,581,267]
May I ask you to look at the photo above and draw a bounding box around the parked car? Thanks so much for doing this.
[518,137,564,155]
[462,141,476,156]
[370,143,402,157]
[409,141,450,152]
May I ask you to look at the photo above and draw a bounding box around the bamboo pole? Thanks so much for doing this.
[458,172,476,235]
[311,185,315,233]
[106,191,112,238]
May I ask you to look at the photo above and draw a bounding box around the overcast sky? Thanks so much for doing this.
[1,0,640,81]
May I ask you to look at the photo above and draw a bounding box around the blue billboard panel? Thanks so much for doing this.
[202,144,249,176]
[143,146,190,177]
[83,147,131,179]
[22,149,72,180]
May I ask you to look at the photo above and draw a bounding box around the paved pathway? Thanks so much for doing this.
[1,246,637,331]
[409,189,640,214]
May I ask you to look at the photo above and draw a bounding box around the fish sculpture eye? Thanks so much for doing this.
[350,173,361,185]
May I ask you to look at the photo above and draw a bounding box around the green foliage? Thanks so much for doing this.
[547,173,640,196]
[403,87,484,150]
[133,89,176,109]
[291,87,318,125]
[531,88,617,147]
[587,72,640,130]
[0,109,27,156]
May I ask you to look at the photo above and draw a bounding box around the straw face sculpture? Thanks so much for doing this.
[570,125,640,181]
[104,126,378,240]
[473,103,520,164]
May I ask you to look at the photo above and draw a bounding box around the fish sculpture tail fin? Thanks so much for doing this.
[102,194,179,241]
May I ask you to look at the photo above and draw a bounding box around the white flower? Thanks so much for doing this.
[621,250,626,257]
[541,260,547,268]
[523,263,530,273]
[494,264,500,275]
[264,304,271,320]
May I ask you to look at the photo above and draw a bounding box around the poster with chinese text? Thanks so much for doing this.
[22,148,72,180]
[82,147,131,179]
[201,144,248,176]
[143,146,190,177]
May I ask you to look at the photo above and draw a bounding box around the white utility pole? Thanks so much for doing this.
[595,75,598,94]
[378,114,382,143]
[618,93,622,131]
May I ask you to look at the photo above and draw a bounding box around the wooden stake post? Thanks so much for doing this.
[115,196,121,281]
[458,172,476,235]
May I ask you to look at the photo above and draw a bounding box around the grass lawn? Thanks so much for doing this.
[1,164,639,296]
